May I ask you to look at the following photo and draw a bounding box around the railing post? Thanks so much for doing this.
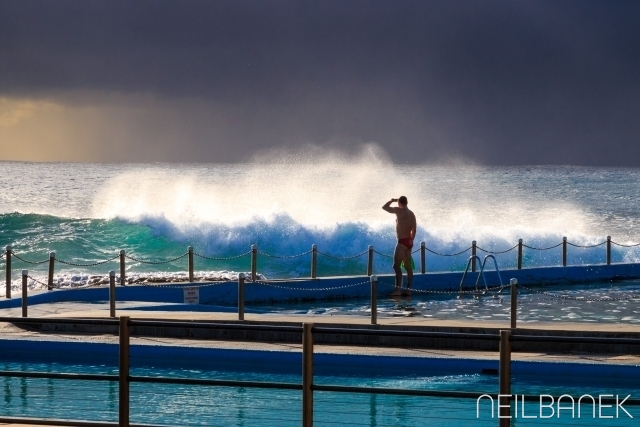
[606,236,611,265]
[238,273,245,321]
[47,251,55,291]
[21,270,27,318]
[251,244,257,281]
[5,245,11,299]
[471,241,477,272]
[188,246,194,282]
[302,323,314,427]
[119,316,130,427]
[517,239,522,270]
[420,241,426,274]
[499,330,511,426]
[311,244,317,279]
[109,271,116,318]
[510,279,517,329]
[370,275,377,325]
[562,237,567,267]
[367,245,373,276]
[120,250,126,286]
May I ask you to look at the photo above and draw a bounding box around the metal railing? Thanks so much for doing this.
[0,316,639,426]
[3,236,636,298]
[457,254,505,297]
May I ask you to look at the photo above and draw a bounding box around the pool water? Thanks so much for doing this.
[0,358,638,426]
[248,280,640,324]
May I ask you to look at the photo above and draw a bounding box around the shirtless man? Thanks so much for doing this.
[382,196,417,296]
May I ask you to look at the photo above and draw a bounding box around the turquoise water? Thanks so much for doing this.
[0,360,638,426]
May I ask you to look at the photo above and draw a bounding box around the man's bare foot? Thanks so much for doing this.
[402,288,412,296]
[390,288,402,296]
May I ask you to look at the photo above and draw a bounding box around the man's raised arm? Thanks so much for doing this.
[382,199,398,213]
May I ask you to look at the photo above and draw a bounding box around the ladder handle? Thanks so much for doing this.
[479,255,505,296]
[459,255,505,297]
[459,255,484,295]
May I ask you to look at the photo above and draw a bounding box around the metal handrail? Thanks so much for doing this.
[130,375,302,390]
[4,316,640,345]
[4,316,640,346]
[458,255,482,296]
[311,385,640,405]
[128,319,302,333]
[312,326,499,341]
[0,416,161,427]
[0,317,119,326]
[457,255,505,297]
[476,254,504,290]
[510,334,640,345]
[0,371,116,381]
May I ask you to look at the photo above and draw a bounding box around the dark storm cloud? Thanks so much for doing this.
[1,0,639,165]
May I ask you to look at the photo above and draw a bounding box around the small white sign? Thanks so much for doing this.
[183,286,199,304]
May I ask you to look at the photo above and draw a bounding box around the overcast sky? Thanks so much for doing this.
[1,0,639,165]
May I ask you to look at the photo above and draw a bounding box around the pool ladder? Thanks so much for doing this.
[457,255,505,298]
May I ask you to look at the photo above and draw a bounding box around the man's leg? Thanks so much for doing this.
[404,250,413,295]
[392,243,403,295]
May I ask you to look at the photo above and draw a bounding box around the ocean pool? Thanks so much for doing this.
[240,280,640,324]
[0,345,639,426]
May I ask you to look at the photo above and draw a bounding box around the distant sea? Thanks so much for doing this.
[2,159,640,291]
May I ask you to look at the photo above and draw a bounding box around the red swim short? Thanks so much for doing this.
[398,238,414,250]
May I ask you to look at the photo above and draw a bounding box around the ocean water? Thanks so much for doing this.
[2,156,640,291]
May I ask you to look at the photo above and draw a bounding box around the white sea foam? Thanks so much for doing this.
[0,271,260,296]
[85,146,639,271]
[89,145,611,250]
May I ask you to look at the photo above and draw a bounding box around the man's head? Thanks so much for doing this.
[398,196,408,206]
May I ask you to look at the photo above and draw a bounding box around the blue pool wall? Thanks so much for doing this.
[1,262,640,308]
[0,338,638,382]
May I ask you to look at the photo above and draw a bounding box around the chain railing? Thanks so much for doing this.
[124,252,188,264]
[55,255,120,267]
[258,249,313,258]
[376,278,509,296]
[611,241,640,247]
[26,275,50,289]
[317,249,368,260]
[372,249,393,258]
[521,242,563,250]
[566,241,607,248]
[476,244,518,255]
[11,253,49,264]
[254,279,370,292]
[138,280,229,289]
[519,284,640,302]
[4,238,632,271]
[425,246,472,256]
[4,236,640,297]
[7,254,640,330]
[194,251,251,260]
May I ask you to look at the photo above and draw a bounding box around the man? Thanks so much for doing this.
[382,196,417,296]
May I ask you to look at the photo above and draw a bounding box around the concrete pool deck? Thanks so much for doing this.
[1,300,640,366]
[1,299,640,331]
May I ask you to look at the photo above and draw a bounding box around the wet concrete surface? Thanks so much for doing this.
[0,301,639,365]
